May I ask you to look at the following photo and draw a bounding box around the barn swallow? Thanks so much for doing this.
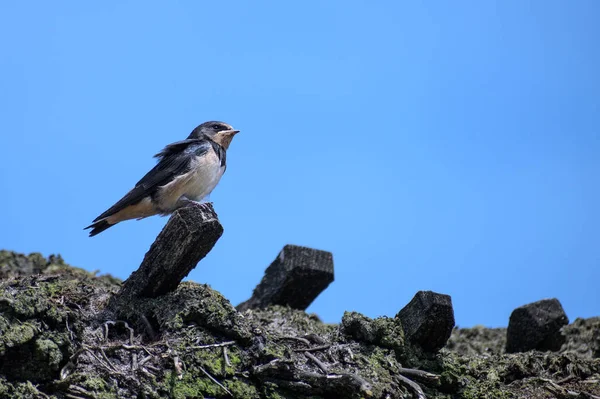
[85,121,240,237]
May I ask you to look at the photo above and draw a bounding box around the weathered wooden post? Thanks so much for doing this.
[237,244,334,311]
[117,203,223,300]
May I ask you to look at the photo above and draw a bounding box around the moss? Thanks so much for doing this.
[372,316,405,351]
[341,312,378,343]
[459,375,516,399]
[193,349,230,376]
[160,337,256,398]
[9,290,49,319]
[7,284,70,327]
[432,348,600,399]
[562,317,600,358]
[261,383,286,399]
[262,341,289,360]
[0,251,46,278]
[81,376,109,391]
[340,312,404,351]
[437,352,468,393]
[0,379,49,399]
[58,373,121,399]
[224,378,260,398]
[2,250,600,399]
[166,371,223,398]
[226,347,243,367]
[245,306,335,338]
[446,325,506,357]
[34,338,63,369]
[117,281,253,344]
[2,322,37,348]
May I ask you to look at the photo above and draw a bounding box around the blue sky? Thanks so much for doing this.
[1,1,598,328]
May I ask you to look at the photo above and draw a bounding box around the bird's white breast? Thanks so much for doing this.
[156,149,225,212]
[185,151,226,200]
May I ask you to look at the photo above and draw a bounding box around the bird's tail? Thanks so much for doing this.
[84,219,114,237]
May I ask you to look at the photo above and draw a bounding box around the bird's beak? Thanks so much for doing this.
[220,129,240,135]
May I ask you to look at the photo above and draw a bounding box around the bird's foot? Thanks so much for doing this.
[177,197,211,210]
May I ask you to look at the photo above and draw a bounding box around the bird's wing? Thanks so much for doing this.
[153,139,201,159]
[92,140,211,222]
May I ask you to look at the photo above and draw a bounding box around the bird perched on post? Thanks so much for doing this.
[85,121,240,237]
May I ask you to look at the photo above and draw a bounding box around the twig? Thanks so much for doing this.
[272,379,313,391]
[398,367,440,383]
[70,385,96,398]
[557,375,577,385]
[139,355,153,366]
[341,346,355,360]
[145,364,160,373]
[33,387,51,399]
[223,346,231,367]
[140,314,157,340]
[103,320,135,344]
[173,356,183,379]
[190,341,236,350]
[305,352,329,374]
[83,348,120,375]
[60,362,74,380]
[103,321,112,341]
[60,349,85,380]
[252,358,281,374]
[303,333,327,345]
[0,297,15,306]
[66,315,75,341]
[99,343,151,358]
[139,367,153,377]
[280,336,311,346]
[99,348,119,373]
[132,352,138,371]
[115,344,144,350]
[102,320,137,372]
[294,344,331,353]
[123,321,135,345]
[88,342,153,368]
[181,358,187,371]
[583,378,600,385]
[540,378,600,399]
[396,374,427,399]
[338,372,373,394]
[198,365,232,397]
[291,369,372,394]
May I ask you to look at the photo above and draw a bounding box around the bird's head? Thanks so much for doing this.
[188,121,240,149]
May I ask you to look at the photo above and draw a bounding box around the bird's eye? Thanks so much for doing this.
[212,124,221,130]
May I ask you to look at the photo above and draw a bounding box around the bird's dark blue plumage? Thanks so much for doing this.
[92,140,212,223]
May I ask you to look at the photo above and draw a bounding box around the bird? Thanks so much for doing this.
[85,121,240,237]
